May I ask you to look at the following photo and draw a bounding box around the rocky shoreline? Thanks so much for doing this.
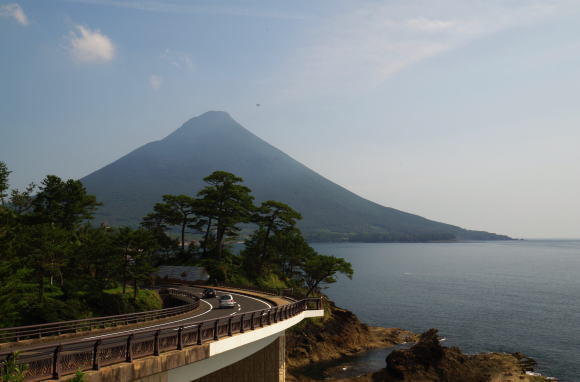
[286,300,415,372]
[286,300,553,382]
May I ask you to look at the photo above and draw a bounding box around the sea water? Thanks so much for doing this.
[312,240,580,382]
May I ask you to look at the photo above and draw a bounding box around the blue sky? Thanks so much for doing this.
[1,0,580,238]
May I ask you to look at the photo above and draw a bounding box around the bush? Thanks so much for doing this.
[0,352,27,382]
[16,297,88,325]
[69,370,85,382]
[87,288,163,316]
[256,273,287,290]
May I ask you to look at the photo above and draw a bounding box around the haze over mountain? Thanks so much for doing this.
[81,111,509,242]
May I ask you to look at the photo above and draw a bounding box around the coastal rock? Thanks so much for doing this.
[286,304,550,382]
[377,329,550,382]
[286,299,416,377]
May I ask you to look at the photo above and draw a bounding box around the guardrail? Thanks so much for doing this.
[202,283,314,302]
[0,288,199,344]
[0,297,321,381]
[160,279,306,301]
[213,283,298,299]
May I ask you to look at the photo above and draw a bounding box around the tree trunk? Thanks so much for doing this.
[306,280,322,297]
[181,221,186,255]
[260,223,273,268]
[216,224,225,259]
[133,278,138,302]
[201,217,212,258]
[38,270,45,302]
[122,246,129,294]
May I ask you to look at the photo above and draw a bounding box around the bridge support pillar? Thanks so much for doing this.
[192,333,286,382]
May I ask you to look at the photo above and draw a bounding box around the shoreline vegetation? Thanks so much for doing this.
[286,301,554,382]
[324,233,514,244]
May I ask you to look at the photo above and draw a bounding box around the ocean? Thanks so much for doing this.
[312,240,580,382]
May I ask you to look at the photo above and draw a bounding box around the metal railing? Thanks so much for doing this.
[0,288,199,344]
[160,279,305,301]
[206,282,315,301]
[0,297,322,381]
[212,283,297,299]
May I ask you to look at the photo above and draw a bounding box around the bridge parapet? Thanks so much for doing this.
[0,288,199,344]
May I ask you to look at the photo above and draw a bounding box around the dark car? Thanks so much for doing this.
[202,288,216,299]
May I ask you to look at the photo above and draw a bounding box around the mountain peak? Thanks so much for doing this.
[166,111,246,141]
[82,114,510,242]
[184,110,235,126]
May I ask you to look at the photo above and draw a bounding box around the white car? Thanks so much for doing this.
[218,294,236,309]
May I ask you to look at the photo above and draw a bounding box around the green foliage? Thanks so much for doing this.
[136,169,354,293]
[200,252,243,283]
[114,227,159,299]
[248,201,302,276]
[348,231,456,243]
[13,223,74,302]
[196,171,255,259]
[0,162,354,327]
[31,175,101,229]
[254,200,302,233]
[8,183,36,215]
[0,353,27,382]
[302,254,353,296]
[255,273,287,290]
[143,194,197,257]
[70,370,86,382]
[0,259,36,327]
[0,164,163,327]
[16,297,88,325]
[90,288,162,315]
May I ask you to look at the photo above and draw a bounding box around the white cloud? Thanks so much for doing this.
[149,75,163,90]
[273,0,568,99]
[161,49,194,71]
[0,3,28,25]
[68,25,115,63]
[407,17,455,31]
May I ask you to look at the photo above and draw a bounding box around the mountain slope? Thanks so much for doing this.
[81,111,509,241]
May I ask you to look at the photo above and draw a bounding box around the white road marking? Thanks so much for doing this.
[228,305,242,316]
[84,299,214,339]
[79,290,272,340]
[226,292,272,309]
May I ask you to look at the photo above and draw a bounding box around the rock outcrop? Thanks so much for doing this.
[374,328,549,382]
[285,305,550,382]
[285,300,415,380]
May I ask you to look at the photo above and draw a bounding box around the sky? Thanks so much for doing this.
[1,0,580,239]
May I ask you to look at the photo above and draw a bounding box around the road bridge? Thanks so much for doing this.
[0,286,324,382]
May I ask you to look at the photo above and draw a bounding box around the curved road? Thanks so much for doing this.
[7,287,274,351]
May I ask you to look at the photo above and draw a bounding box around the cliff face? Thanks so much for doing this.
[285,300,415,374]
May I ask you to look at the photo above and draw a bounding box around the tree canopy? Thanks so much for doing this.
[31,175,100,229]
[0,169,163,327]
[196,171,255,259]
[0,164,353,327]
